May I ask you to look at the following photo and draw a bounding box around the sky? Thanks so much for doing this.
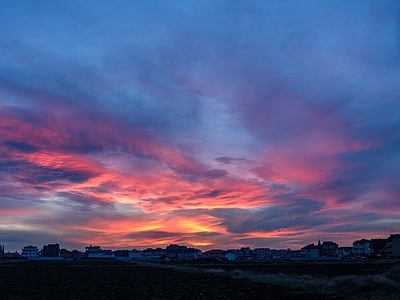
[1,0,400,252]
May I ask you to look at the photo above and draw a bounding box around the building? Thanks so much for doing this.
[21,245,39,258]
[290,250,302,258]
[0,245,4,258]
[203,249,224,260]
[253,248,271,260]
[68,249,84,260]
[301,243,321,258]
[60,249,84,260]
[187,248,202,260]
[321,241,339,257]
[85,245,103,258]
[42,243,60,257]
[369,239,387,258]
[85,245,115,259]
[128,249,143,260]
[236,247,252,260]
[113,250,130,260]
[269,249,280,259]
[224,251,235,261]
[275,249,291,259]
[142,248,166,260]
[338,247,353,258]
[352,239,370,257]
[386,234,400,258]
[165,244,188,260]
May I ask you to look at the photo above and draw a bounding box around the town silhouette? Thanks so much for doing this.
[2,233,399,261]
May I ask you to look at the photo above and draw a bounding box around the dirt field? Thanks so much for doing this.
[0,259,399,299]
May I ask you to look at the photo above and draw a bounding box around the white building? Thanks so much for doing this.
[85,245,115,259]
[21,245,39,258]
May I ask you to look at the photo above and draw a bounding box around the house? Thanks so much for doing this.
[21,245,39,259]
[301,243,321,258]
[187,248,202,260]
[224,251,235,261]
[369,239,387,258]
[113,250,131,260]
[338,247,353,258]
[42,243,60,257]
[253,248,270,260]
[60,249,83,260]
[85,245,115,259]
[290,250,302,258]
[236,247,252,260]
[70,250,84,260]
[102,249,115,259]
[85,245,103,258]
[203,249,224,260]
[386,234,400,258]
[321,241,339,257]
[276,249,291,259]
[165,244,188,260]
[142,248,166,260]
[352,239,370,257]
[60,248,70,259]
[128,249,143,260]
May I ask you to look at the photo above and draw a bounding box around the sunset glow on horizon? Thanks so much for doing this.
[1,0,400,252]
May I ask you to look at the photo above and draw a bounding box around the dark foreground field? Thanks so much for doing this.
[1,260,400,299]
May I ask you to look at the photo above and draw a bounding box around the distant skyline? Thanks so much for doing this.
[1,1,400,253]
[2,232,397,254]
